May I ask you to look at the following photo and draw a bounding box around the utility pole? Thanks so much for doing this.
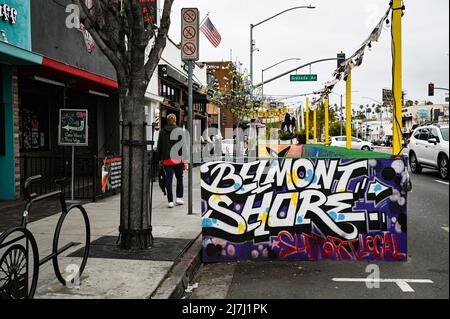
[340,94,343,136]
[392,0,403,156]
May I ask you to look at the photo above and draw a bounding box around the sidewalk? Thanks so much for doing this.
[27,168,202,299]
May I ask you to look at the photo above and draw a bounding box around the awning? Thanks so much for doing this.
[0,41,42,65]
[145,92,165,103]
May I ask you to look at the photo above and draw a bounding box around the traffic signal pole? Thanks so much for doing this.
[346,70,352,150]
[392,0,403,156]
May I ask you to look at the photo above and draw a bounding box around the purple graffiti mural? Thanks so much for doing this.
[201,158,409,262]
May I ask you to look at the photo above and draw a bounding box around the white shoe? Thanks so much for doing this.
[168,202,174,208]
[176,199,185,206]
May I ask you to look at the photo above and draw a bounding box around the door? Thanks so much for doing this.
[352,137,362,150]
[423,128,440,167]
[414,128,430,164]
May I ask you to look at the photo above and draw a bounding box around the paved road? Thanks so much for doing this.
[191,169,449,299]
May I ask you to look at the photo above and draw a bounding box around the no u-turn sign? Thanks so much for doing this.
[181,8,200,61]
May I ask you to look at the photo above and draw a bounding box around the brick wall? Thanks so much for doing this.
[12,69,20,198]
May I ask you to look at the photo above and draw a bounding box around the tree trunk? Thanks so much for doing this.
[119,95,153,250]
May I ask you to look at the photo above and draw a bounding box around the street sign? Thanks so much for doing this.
[445,96,449,103]
[181,8,199,61]
[58,109,88,146]
[290,74,317,82]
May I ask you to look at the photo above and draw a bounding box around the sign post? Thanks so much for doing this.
[181,8,200,216]
[59,109,88,201]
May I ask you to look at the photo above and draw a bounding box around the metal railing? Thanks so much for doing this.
[20,154,121,202]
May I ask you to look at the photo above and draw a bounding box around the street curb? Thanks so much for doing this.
[151,233,203,299]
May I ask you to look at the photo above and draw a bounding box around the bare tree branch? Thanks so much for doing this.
[144,0,174,82]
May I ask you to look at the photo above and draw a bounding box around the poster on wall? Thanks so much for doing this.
[201,158,409,262]
[101,157,122,193]
[58,109,88,146]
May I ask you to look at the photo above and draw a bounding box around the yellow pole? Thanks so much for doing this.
[325,96,329,145]
[313,103,317,144]
[392,0,403,156]
[306,97,310,144]
[346,69,352,150]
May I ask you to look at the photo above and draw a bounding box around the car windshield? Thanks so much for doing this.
[441,128,449,141]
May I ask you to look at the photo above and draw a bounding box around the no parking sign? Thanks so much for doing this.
[181,8,199,61]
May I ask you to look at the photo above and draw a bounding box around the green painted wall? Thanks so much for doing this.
[1,0,32,50]
[0,65,15,200]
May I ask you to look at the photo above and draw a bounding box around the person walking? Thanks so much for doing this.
[157,114,185,208]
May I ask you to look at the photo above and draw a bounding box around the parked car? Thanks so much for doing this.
[408,124,449,179]
[330,136,374,151]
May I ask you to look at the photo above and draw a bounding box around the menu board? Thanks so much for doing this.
[59,109,88,146]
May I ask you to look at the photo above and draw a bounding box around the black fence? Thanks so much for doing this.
[21,155,122,201]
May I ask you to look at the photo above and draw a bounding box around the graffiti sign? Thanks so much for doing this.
[201,158,408,262]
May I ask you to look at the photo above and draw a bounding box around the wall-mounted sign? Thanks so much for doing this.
[102,157,122,193]
[59,109,89,146]
[0,3,18,24]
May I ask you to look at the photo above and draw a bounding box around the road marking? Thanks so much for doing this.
[332,278,434,292]
[435,180,449,186]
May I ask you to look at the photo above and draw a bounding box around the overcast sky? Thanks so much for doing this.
[168,0,449,109]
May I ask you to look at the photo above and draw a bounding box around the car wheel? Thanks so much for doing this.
[409,152,422,174]
[362,146,370,151]
[438,155,449,180]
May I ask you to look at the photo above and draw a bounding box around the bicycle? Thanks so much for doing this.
[0,175,91,299]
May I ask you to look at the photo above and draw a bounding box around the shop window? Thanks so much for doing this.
[161,82,180,103]
[19,105,50,152]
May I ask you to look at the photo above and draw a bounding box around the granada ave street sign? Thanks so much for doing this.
[290,74,318,82]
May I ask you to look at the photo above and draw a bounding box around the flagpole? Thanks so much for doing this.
[200,12,210,26]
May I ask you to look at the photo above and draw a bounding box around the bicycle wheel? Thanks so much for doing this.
[52,205,91,286]
[0,227,39,299]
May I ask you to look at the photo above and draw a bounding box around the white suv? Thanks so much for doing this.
[408,125,449,179]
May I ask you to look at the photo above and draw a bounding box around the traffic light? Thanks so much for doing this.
[337,52,346,69]
[428,83,435,97]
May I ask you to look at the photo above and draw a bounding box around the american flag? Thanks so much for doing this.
[200,18,222,48]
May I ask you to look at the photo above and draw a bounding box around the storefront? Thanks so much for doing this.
[0,0,42,200]
[2,0,121,201]
[158,63,208,132]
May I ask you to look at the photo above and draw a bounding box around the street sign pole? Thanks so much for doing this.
[188,61,194,216]
[181,8,199,216]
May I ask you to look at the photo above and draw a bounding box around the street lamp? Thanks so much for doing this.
[250,5,315,88]
[261,58,302,100]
